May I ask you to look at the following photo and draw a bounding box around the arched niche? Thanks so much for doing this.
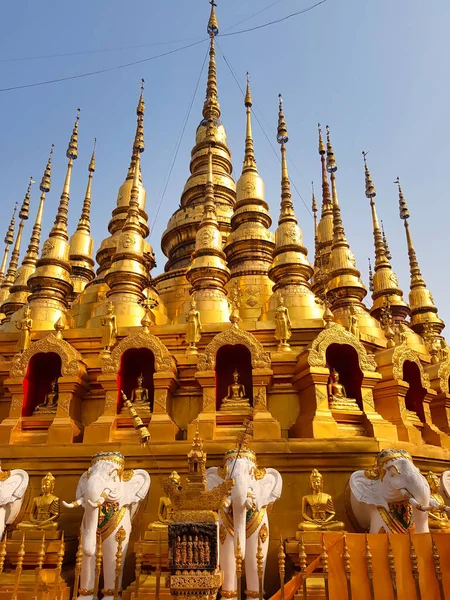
[118,348,155,413]
[23,352,62,417]
[216,344,253,410]
[326,344,363,408]
[403,360,426,423]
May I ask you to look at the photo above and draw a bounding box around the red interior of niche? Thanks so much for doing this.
[403,361,426,422]
[326,344,363,408]
[117,348,155,412]
[23,352,62,416]
[215,344,253,410]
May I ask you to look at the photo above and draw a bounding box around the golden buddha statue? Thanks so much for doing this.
[297,469,344,533]
[33,379,59,415]
[100,301,117,353]
[16,306,32,353]
[327,368,359,411]
[274,293,292,351]
[121,374,151,413]
[185,295,202,355]
[220,369,251,413]
[18,472,60,531]
[148,471,180,531]
[426,471,450,531]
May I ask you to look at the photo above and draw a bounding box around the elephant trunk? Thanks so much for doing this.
[231,476,249,559]
[82,504,99,556]
[62,497,84,509]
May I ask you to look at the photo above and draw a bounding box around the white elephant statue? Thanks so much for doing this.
[63,451,150,600]
[441,470,450,500]
[0,463,29,540]
[206,447,282,600]
[349,448,435,533]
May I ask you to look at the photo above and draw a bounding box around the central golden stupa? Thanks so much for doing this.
[0,1,449,596]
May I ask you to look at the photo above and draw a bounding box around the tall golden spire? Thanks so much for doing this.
[312,181,318,266]
[265,96,322,322]
[1,147,54,323]
[396,177,444,334]
[0,177,33,305]
[0,204,17,285]
[27,112,80,330]
[311,124,333,296]
[158,1,236,322]
[104,130,153,327]
[224,74,274,319]
[362,153,408,323]
[186,144,230,323]
[69,139,96,298]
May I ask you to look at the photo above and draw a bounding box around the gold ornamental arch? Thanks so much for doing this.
[392,344,431,389]
[101,331,177,375]
[438,358,450,394]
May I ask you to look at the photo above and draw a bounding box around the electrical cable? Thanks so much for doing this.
[149,46,209,237]
[222,0,289,33]
[0,0,329,93]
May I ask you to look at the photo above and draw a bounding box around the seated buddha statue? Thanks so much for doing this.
[297,469,344,533]
[148,471,180,531]
[18,472,60,531]
[220,369,251,413]
[426,471,450,531]
[327,368,359,411]
[33,379,59,415]
[122,374,151,413]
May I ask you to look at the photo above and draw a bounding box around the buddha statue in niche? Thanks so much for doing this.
[121,374,151,413]
[327,368,359,411]
[426,471,450,531]
[297,469,344,533]
[33,379,59,415]
[18,472,60,531]
[148,471,180,532]
[220,369,251,413]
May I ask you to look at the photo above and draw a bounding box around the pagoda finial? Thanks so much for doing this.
[318,123,332,210]
[312,181,318,256]
[77,138,96,233]
[126,81,145,179]
[381,220,392,261]
[277,95,292,216]
[203,2,221,121]
[242,72,257,173]
[368,258,374,292]
[0,203,17,284]
[0,146,54,320]
[395,177,443,333]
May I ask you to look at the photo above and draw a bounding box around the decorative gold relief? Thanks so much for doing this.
[438,358,450,394]
[392,345,430,388]
[197,327,270,372]
[102,331,176,375]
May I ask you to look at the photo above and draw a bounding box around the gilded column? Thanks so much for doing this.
[263,96,322,322]
[0,204,17,285]
[396,177,444,335]
[224,75,274,320]
[324,127,383,340]
[69,139,96,299]
[363,153,409,323]
[186,145,230,323]
[26,111,79,330]
[311,125,333,296]
[1,146,53,324]
[156,0,236,321]
[0,178,33,305]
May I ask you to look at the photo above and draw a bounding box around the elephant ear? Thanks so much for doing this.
[125,469,151,521]
[441,470,450,501]
[350,470,388,510]
[206,466,224,491]
[0,469,29,506]
[75,471,90,500]
[255,468,282,512]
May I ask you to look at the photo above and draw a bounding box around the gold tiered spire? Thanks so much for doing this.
[1,147,54,323]
[362,153,408,323]
[396,177,444,334]
[186,145,230,323]
[157,1,236,322]
[224,74,274,319]
[104,134,153,327]
[69,139,96,298]
[0,204,17,285]
[27,112,80,330]
[265,96,322,322]
[311,125,333,296]
[0,177,33,305]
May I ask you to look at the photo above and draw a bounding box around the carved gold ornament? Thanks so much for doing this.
[259,522,269,543]
[219,523,227,544]
[392,345,430,388]
[197,327,270,372]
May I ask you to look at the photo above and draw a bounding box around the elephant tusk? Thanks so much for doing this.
[62,497,84,508]
[86,497,105,508]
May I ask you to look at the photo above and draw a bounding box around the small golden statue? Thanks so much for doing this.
[121,374,151,413]
[185,295,202,355]
[348,305,359,340]
[18,472,60,531]
[220,369,251,413]
[327,368,359,410]
[228,285,241,327]
[426,472,450,531]
[16,306,32,352]
[100,301,117,354]
[148,473,178,531]
[274,293,292,351]
[297,469,344,533]
[33,379,59,415]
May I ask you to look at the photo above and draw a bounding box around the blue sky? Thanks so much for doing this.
[0,0,448,326]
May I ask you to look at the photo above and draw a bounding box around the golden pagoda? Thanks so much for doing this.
[0,2,449,598]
